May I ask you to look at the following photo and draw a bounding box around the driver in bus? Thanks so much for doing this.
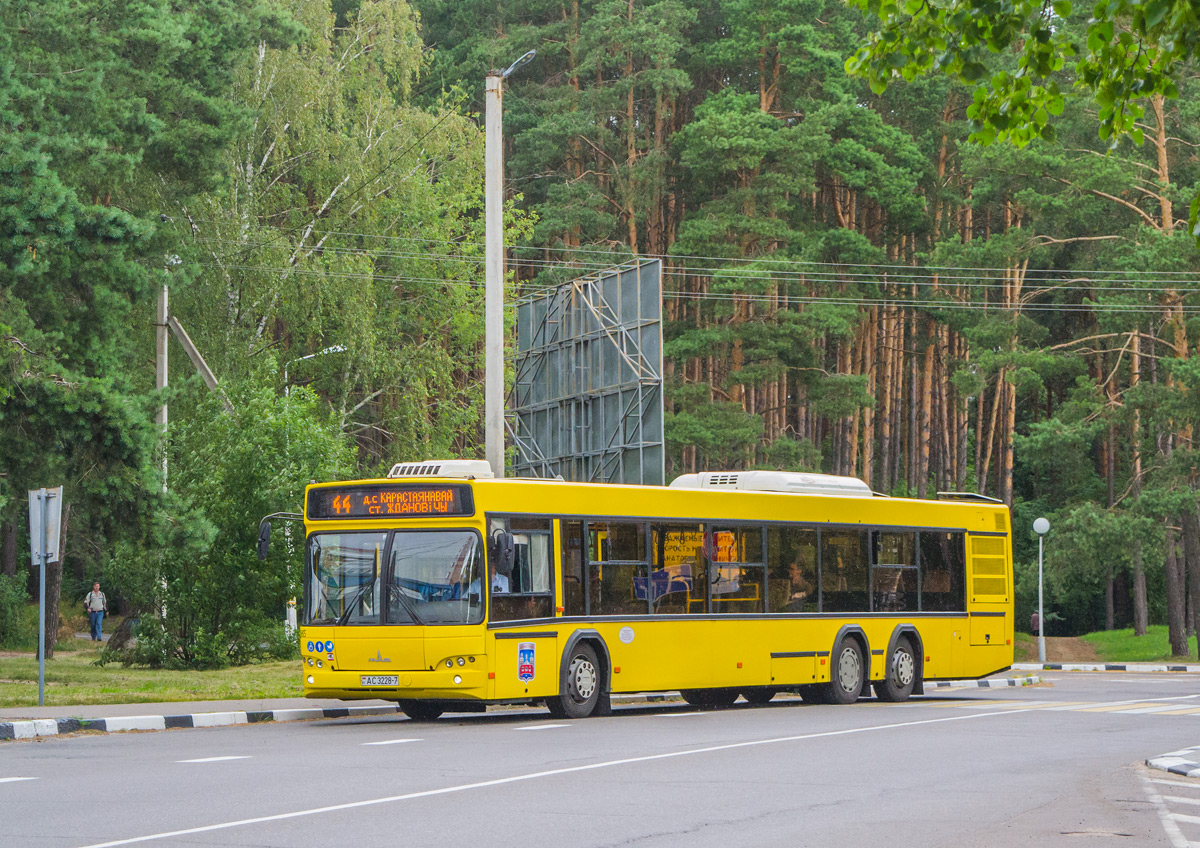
[469,563,509,600]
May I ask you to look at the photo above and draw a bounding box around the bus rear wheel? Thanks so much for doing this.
[550,642,601,719]
[821,639,864,705]
[399,701,444,721]
[873,637,917,702]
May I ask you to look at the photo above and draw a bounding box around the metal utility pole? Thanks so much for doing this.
[484,50,535,480]
[28,487,62,707]
[1034,517,1049,664]
[157,282,169,489]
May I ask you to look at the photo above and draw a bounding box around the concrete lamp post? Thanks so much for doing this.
[1033,517,1050,664]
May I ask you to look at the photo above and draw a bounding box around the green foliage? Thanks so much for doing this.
[0,575,30,648]
[106,385,349,668]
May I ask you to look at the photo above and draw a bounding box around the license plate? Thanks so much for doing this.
[360,675,399,687]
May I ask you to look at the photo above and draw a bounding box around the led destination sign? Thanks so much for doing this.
[307,485,473,520]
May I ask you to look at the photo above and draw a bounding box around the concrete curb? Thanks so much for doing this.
[1147,747,1200,778]
[0,678,1040,742]
[0,704,402,741]
[923,675,1040,690]
[1013,662,1200,673]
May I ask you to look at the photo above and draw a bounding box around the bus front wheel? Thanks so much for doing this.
[399,701,444,721]
[873,637,917,702]
[551,643,601,719]
[822,639,864,705]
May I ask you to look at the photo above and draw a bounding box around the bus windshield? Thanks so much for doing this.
[304,530,484,626]
[306,532,387,625]
[388,530,484,625]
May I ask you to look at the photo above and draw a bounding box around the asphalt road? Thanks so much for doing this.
[5,673,1200,848]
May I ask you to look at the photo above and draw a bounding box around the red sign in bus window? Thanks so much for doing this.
[307,485,474,519]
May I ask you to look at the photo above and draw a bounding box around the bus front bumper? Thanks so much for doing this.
[302,666,490,701]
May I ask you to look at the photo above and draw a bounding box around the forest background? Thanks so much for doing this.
[2,0,1199,668]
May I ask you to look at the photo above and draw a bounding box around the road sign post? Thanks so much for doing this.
[28,487,63,706]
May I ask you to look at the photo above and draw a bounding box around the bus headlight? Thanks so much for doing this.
[316,660,323,668]
[307,675,314,684]
[456,657,465,666]
[453,675,462,685]
[445,659,453,668]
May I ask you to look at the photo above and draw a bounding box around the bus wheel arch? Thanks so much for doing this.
[823,626,869,705]
[875,626,922,702]
[549,630,611,719]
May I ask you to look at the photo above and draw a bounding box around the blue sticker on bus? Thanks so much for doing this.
[314,641,325,653]
[306,641,314,652]
[324,642,333,652]
[517,641,535,684]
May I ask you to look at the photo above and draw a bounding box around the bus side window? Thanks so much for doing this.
[821,530,869,612]
[562,521,585,616]
[491,518,554,621]
[920,531,966,611]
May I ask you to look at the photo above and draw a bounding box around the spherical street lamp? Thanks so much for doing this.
[1033,517,1049,664]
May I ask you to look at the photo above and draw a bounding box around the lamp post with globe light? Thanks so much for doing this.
[1034,517,1049,663]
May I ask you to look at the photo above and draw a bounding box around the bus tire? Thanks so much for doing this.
[822,639,864,705]
[873,636,917,702]
[399,701,444,721]
[742,687,777,705]
[554,642,601,718]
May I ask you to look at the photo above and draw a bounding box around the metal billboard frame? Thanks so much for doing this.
[510,259,664,485]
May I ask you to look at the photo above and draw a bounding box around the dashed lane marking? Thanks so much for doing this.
[176,756,251,764]
[75,707,1045,848]
[654,711,704,718]
[514,724,569,731]
[362,739,422,746]
[0,777,37,784]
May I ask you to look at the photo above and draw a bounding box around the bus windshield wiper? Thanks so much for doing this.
[338,580,377,625]
[388,583,425,625]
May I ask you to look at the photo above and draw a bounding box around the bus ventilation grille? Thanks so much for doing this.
[389,463,441,477]
[707,474,740,487]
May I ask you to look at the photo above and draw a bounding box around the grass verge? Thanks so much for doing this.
[0,639,302,709]
[1081,626,1198,663]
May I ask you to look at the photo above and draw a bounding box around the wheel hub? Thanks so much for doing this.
[571,657,597,702]
[837,646,861,693]
[892,648,915,687]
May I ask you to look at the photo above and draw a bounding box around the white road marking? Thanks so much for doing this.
[175,756,251,764]
[75,707,1050,848]
[514,724,569,731]
[1142,775,1193,848]
[1152,778,1200,790]
[362,738,422,746]
[0,777,37,784]
[1164,796,1200,807]
[1169,813,1200,825]
[655,711,704,718]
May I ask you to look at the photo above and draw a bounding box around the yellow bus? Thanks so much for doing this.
[277,460,1013,720]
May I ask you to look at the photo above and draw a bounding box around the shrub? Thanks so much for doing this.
[0,575,30,648]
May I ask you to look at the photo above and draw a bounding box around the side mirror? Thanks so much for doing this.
[490,529,514,577]
[257,521,271,561]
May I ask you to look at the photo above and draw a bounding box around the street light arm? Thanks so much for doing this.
[501,50,536,79]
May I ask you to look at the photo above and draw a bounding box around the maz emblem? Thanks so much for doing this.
[368,650,391,663]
